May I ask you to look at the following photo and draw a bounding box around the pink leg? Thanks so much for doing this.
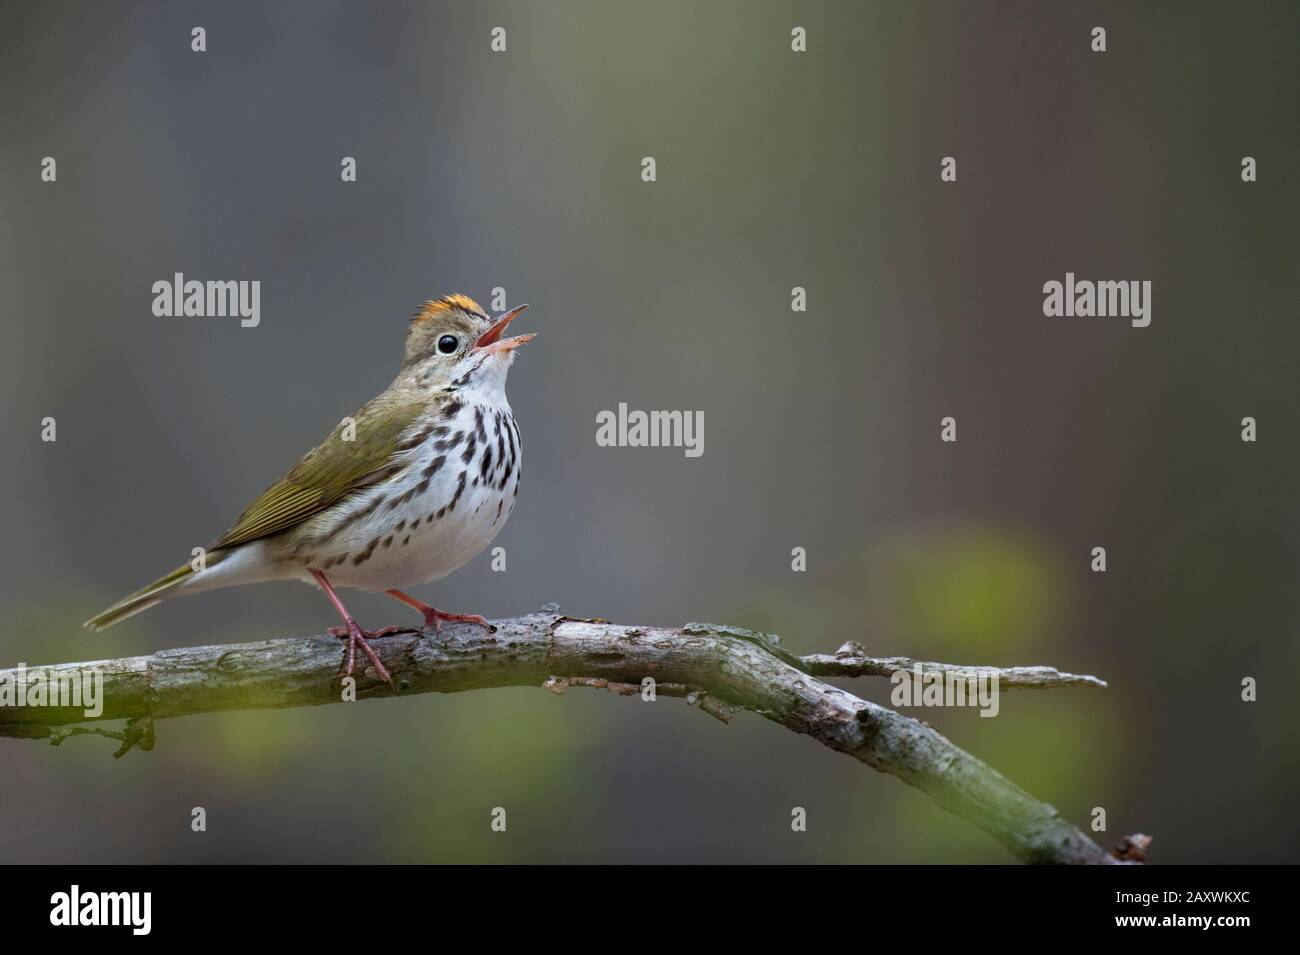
[385,589,490,634]
[310,569,397,688]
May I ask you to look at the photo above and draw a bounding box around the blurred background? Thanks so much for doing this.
[1,0,1296,863]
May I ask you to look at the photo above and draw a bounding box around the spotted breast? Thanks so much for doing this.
[281,398,521,592]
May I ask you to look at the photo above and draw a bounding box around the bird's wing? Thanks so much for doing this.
[211,397,427,551]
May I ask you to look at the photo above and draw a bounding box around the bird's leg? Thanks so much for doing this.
[309,570,396,688]
[385,589,490,634]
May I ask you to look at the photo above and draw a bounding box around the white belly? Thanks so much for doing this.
[285,402,521,591]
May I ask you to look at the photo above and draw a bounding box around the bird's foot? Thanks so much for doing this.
[330,620,400,689]
[422,608,490,634]
[382,589,492,635]
[326,623,407,640]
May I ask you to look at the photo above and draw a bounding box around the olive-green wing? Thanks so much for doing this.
[211,399,424,551]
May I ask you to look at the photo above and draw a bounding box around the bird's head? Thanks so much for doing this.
[403,294,533,390]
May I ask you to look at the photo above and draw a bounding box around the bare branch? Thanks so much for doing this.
[803,640,1108,689]
[0,608,1125,864]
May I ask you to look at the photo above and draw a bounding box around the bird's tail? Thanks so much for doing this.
[83,562,196,631]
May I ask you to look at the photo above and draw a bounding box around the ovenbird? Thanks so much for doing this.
[84,294,535,687]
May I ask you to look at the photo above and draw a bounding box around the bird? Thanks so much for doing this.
[84,293,535,688]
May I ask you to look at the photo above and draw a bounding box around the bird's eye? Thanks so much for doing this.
[437,335,458,354]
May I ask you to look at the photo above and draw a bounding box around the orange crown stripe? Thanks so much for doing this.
[412,294,488,323]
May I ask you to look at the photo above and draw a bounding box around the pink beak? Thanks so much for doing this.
[474,304,534,355]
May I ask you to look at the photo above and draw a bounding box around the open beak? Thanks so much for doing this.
[474,304,534,355]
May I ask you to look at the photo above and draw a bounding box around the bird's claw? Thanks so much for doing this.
[331,621,406,689]
[327,624,407,640]
[422,609,491,634]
